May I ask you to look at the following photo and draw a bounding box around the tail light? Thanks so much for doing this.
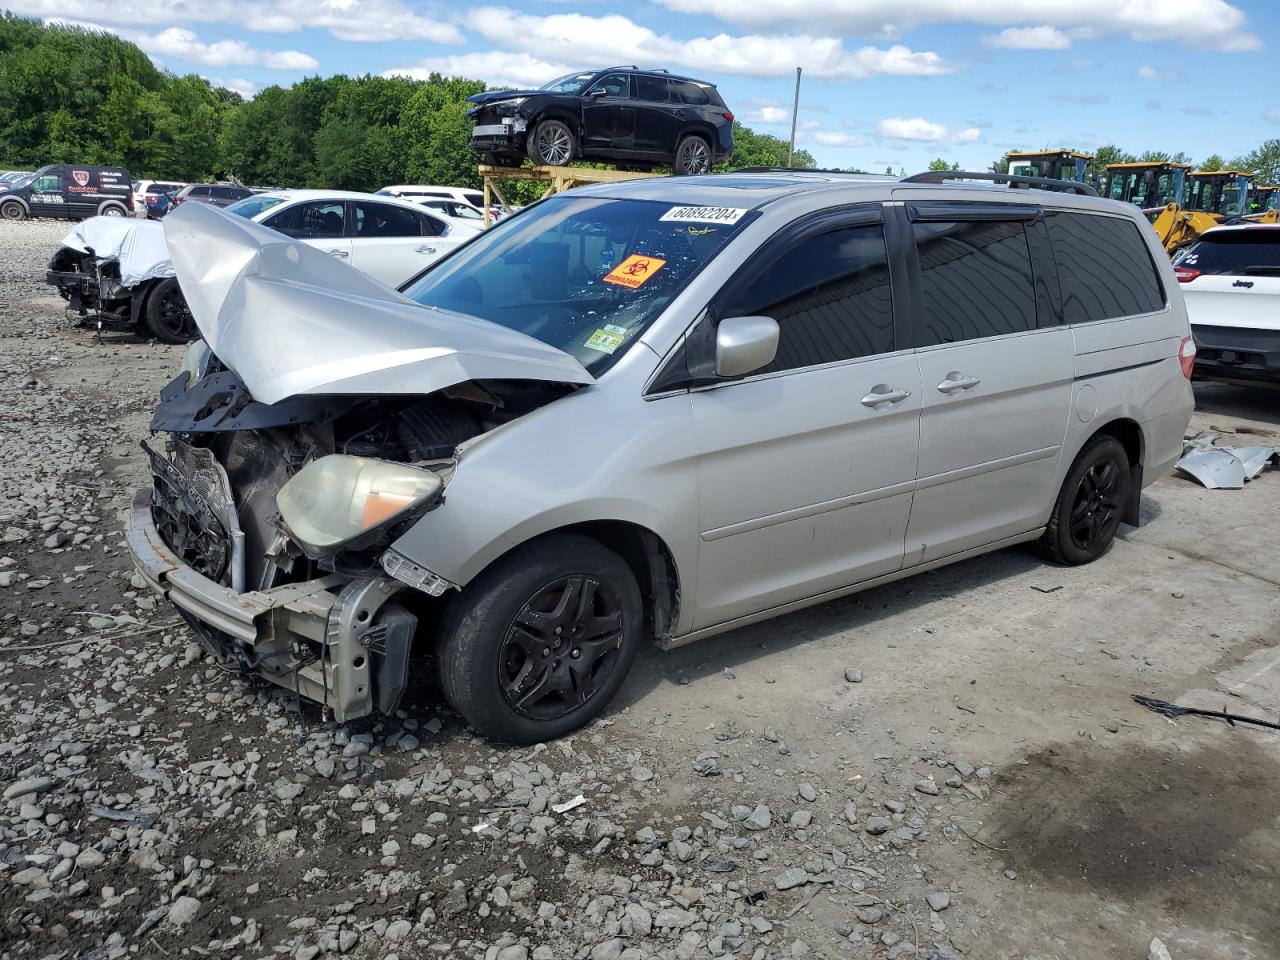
[1173,266,1200,283]
[722,112,734,121]
[1178,335,1196,380]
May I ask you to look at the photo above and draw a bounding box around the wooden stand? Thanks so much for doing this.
[478,164,666,226]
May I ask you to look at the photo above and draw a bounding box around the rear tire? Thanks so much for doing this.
[673,134,712,175]
[527,119,576,167]
[437,534,643,744]
[143,278,195,344]
[1036,435,1132,565]
[99,203,126,217]
[1,199,26,221]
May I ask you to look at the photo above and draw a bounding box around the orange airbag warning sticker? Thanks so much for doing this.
[603,254,666,289]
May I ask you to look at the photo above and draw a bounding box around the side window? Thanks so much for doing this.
[1045,211,1165,323]
[191,186,211,197]
[720,223,895,374]
[635,75,668,102]
[268,201,345,239]
[32,175,60,192]
[588,73,632,98]
[464,192,484,208]
[417,211,447,237]
[353,202,423,238]
[913,219,1037,345]
[672,81,711,105]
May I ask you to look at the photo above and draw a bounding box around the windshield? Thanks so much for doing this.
[540,72,596,94]
[402,195,751,373]
[226,195,286,219]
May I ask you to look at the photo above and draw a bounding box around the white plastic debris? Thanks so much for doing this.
[551,794,586,814]
[1175,433,1277,489]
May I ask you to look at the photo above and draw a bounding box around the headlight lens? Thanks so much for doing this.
[276,455,443,554]
[499,97,527,109]
[179,339,210,385]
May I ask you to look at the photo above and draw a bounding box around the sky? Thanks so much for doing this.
[16,0,1280,171]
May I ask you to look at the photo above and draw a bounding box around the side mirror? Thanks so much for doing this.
[587,87,607,98]
[715,315,779,378]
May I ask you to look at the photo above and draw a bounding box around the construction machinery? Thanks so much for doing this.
[1185,169,1253,218]
[1101,161,1190,208]
[1006,150,1091,183]
[1251,185,1280,214]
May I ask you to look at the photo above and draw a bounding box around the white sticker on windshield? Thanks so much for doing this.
[659,206,748,225]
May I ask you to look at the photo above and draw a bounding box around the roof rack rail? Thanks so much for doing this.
[900,170,1098,197]
[731,166,893,177]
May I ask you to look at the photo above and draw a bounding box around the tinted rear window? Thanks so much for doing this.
[914,219,1038,345]
[1046,212,1165,323]
[1176,231,1280,276]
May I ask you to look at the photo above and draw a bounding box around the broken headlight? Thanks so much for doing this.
[179,339,210,385]
[276,455,442,556]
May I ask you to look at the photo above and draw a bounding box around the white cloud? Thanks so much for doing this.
[651,0,1259,53]
[18,0,462,44]
[48,20,318,69]
[210,77,259,98]
[384,52,573,90]
[984,26,1071,50]
[1137,64,1184,82]
[1266,108,1280,124]
[877,116,982,144]
[744,106,789,124]
[465,7,958,80]
[812,131,868,148]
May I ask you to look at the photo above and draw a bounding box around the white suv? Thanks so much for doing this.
[377,184,502,221]
[1176,224,1280,385]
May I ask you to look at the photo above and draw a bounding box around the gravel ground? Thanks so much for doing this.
[3,217,1280,960]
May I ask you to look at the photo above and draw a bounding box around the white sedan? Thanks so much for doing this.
[225,190,476,288]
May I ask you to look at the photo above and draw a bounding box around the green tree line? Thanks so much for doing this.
[0,15,815,196]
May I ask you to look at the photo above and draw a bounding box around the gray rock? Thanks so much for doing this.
[844,801,859,824]
[954,760,976,778]
[844,667,863,683]
[884,799,906,814]
[590,938,627,960]
[743,803,772,830]
[774,868,809,890]
[1148,937,1173,960]
[798,782,817,802]
[914,778,939,796]
[496,948,528,960]
[865,817,892,835]
[856,907,883,924]
[790,810,813,829]
[3,776,55,801]
[75,848,105,869]
[166,896,201,926]
[632,766,654,782]
[926,891,951,911]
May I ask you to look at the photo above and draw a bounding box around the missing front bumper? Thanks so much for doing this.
[127,488,415,721]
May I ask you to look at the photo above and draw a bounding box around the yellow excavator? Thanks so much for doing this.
[1006,150,1091,183]
[1247,183,1279,214]
[1106,165,1277,255]
[1101,161,1190,207]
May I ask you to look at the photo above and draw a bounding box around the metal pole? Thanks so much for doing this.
[787,67,802,167]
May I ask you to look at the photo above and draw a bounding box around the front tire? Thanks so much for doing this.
[1036,435,1132,565]
[438,534,643,744]
[1,199,26,221]
[673,134,712,175]
[527,119,576,167]
[99,203,126,217]
[143,278,195,344]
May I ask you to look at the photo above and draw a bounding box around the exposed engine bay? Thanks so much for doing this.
[148,355,574,593]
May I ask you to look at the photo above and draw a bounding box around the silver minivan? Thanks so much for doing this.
[129,172,1195,743]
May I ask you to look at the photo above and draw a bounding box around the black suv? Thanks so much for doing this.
[467,67,734,175]
[172,182,253,209]
[0,164,133,221]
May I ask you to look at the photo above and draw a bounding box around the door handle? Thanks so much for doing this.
[937,373,981,395]
[328,249,348,258]
[860,385,912,409]
[416,245,437,254]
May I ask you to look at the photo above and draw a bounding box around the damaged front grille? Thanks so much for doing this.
[147,443,230,583]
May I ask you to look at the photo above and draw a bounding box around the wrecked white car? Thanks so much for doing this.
[46,216,192,342]
[130,173,1193,743]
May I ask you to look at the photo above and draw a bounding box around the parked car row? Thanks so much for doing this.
[46,189,479,342]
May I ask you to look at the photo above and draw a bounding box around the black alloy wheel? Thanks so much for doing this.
[500,574,626,720]
[674,135,712,175]
[529,120,575,167]
[1037,435,1132,565]
[144,278,195,344]
[438,533,643,743]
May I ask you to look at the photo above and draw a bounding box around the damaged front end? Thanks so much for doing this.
[128,203,592,721]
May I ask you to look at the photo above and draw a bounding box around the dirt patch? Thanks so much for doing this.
[991,736,1280,943]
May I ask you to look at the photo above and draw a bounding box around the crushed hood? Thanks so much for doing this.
[466,89,541,105]
[162,202,594,406]
[60,216,174,287]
